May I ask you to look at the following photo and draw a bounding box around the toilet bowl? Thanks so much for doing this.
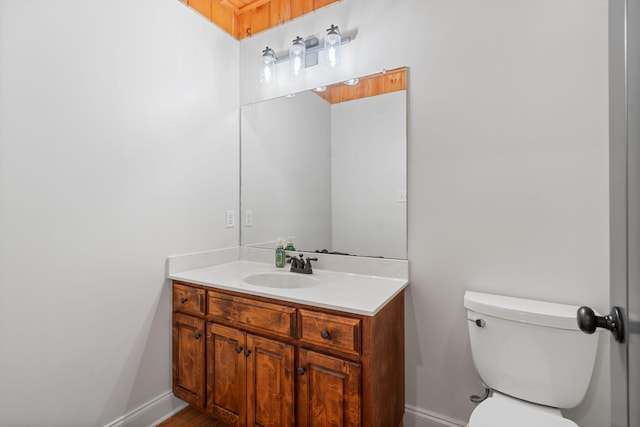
[464,291,599,427]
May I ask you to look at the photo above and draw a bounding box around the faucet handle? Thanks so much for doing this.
[304,257,318,273]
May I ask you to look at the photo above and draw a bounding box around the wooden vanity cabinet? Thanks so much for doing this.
[172,280,405,427]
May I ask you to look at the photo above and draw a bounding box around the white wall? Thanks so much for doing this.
[331,90,407,259]
[240,1,610,426]
[241,91,332,251]
[0,1,238,426]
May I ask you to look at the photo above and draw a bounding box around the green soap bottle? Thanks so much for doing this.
[275,241,286,268]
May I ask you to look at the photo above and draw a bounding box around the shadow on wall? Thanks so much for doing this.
[98,281,172,427]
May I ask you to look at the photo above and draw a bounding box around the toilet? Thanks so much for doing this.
[464,291,599,427]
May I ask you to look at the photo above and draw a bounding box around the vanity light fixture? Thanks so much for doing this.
[260,46,276,84]
[313,86,327,92]
[343,77,359,86]
[258,25,352,82]
[324,25,341,68]
[289,36,306,76]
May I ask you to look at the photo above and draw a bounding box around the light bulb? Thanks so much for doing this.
[324,25,341,68]
[289,36,306,76]
[260,46,276,84]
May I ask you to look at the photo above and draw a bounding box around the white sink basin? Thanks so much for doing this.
[243,272,318,289]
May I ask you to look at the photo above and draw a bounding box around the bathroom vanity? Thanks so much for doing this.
[169,257,407,427]
[169,66,409,426]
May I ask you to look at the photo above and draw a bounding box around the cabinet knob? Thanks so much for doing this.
[320,330,331,340]
[180,297,188,304]
[296,367,306,376]
[244,349,251,357]
[235,346,243,353]
[194,332,201,340]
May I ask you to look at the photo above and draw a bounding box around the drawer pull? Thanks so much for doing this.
[244,349,251,357]
[235,346,243,354]
[320,330,331,340]
[180,297,188,304]
[194,332,201,340]
[296,367,306,376]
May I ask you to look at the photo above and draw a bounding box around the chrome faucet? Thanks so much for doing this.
[287,253,318,274]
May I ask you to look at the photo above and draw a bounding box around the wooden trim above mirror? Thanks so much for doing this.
[182,0,340,39]
[315,67,407,104]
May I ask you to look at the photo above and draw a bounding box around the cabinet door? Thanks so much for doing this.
[172,312,206,407]
[207,323,247,427]
[297,349,361,427]
[246,335,295,427]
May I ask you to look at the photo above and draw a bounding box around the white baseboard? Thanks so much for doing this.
[105,393,464,427]
[404,404,467,427]
[103,391,188,427]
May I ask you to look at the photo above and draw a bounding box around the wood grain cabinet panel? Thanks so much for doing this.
[207,290,295,338]
[173,282,206,316]
[206,322,294,427]
[172,312,206,408]
[297,349,361,427]
[246,335,295,427]
[298,309,361,355]
[207,323,247,426]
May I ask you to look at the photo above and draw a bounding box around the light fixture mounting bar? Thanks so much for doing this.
[274,36,351,67]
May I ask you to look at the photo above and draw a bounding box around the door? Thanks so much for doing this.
[297,349,361,427]
[172,313,206,408]
[207,323,247,427]
[246,334,295,427]
[609,0,640,425]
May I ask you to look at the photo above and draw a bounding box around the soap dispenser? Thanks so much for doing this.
[275,239,286,268]
[284,237,296,252]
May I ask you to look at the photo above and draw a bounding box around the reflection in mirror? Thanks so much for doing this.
[241,68,407,259]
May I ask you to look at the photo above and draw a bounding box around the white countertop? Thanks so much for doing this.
[168,260,408,316]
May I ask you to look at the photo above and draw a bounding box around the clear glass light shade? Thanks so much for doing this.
[289,37,306,76]
[260,47,276,84]
[324,25,341,68]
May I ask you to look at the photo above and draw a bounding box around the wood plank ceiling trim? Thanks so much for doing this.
[183,0,341,39]
[316,67,407,104]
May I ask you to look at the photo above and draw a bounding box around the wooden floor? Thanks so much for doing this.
[156,406,232,427]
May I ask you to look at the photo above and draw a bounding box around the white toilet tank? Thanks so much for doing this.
[464,291,599,409]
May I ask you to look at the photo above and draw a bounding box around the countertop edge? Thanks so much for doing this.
[168,268,408,316]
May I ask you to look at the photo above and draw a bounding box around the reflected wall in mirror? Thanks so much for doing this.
[241,67,407,259]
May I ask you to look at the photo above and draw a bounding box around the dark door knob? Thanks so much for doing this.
[194,332,201,340]
[296,367,305,376]
[320,330,331,340]
[235,346,243,353]
[577,306,625,343]
[244,349,251,357]
[180,297,188,304]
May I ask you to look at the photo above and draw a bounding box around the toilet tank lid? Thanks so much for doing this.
[464,291,596,331]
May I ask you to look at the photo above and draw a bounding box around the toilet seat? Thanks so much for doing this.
[468,392,578,427]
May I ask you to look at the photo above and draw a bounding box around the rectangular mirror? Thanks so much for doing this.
[241,67,407,259]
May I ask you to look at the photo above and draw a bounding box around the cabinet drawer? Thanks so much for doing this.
[298,309,361,355]
[207,291,296,338]
[173,283,206,315]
